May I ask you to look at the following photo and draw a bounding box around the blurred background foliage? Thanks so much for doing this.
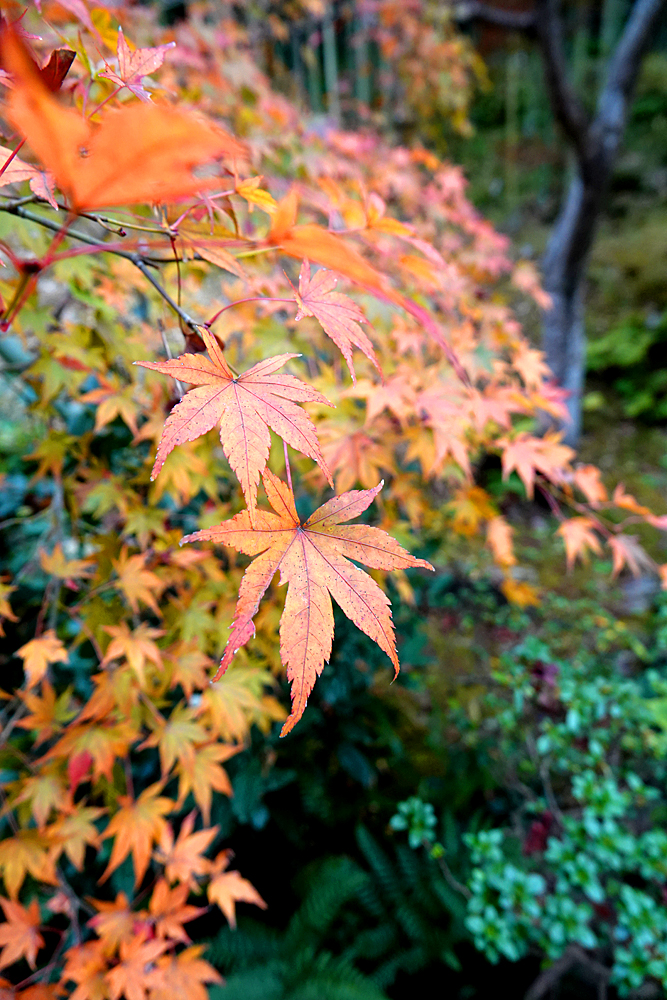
[5,0,667,996]
[181,2,667,996]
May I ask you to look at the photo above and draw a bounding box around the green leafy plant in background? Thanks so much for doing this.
[207,826,468,999]
[391,596,667,997]
[587,310,667,420]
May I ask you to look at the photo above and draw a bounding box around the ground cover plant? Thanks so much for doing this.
[1,2,667,999]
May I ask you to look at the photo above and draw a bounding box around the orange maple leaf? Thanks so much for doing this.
[137,328,333,522]
[101,623,164,687]
[294,260,380,382]
[207,851,266,929]
[47,807,103,871]
[500,432,575,499]
[148,879,205,942]
[0,830,57,899]
[0,899,43,970]
[269,189,396,301]
[104,935,168,1000]
[486,516,516,568]
[557,517,603,571]
[16,630,68,689]
[88,893,137,957]
[17,680,70,745]
[573,465,608,506]
[500,578,540,608]
[176,743,237,824]
[39,543,95,582]
[144,945,221,1000]
[154,813,216,887]
[102,784,173,886]
[60,939,108,1000]
[183,469,433,734]
[3,30,244,212]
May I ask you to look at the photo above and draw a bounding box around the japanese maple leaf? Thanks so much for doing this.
[176,742,236,824]
[500,432,575,499]
[608,534,655,578]
[0,145,55,206]
[105,935,168,1000]
[145,946,221,1000]
[557,517,602,571]
[100,28,174,102]
[16,630,68,689]
[148,879,205,942]
[48,807,103,871]
[39,543,95,583]
[183,469,433,734]
[112,550,164,617]
[294,260,380,382]
[207,851,266,929]
[0,830,57,899]
[136,328,333,523]
[154,813,216,888]
[573,464,608,506]
[102,783,173,886]
[101,622,165,687]
[486,516,516,568]
[3,30,244,211]
[0,898,43,969]
[88,893,136,956]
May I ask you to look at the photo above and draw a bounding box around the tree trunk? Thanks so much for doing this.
[456,0,667,445]
[540,170,604,445]
[541,270,586,445]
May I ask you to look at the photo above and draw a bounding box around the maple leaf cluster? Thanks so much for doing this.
[0,2,665,999]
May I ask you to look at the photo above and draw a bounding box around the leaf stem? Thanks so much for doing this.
[205,297,293,327]
[0,138,26,181]
[283,440,293,493]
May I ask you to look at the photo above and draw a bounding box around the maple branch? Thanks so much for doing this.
[0,203,207,337]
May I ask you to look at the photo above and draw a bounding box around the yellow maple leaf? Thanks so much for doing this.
[112,549,164,617]
[207,851,266,928]
[16,631,68,689]
[176,743,237,825]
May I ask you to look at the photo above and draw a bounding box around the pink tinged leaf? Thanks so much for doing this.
[100,28,175,102]
[294,260,380,382]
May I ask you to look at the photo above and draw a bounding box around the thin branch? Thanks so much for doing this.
[430,845,472,898]
[594,0,667,162]
[603,0,666,101]
[0,204,215,336]
[534,0,590,164]
[453,1,536,32]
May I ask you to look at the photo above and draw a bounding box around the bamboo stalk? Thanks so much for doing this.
[505,48,521,212]
[323,5,341,123]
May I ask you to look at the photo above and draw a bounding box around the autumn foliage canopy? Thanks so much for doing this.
[0,2,665,999]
